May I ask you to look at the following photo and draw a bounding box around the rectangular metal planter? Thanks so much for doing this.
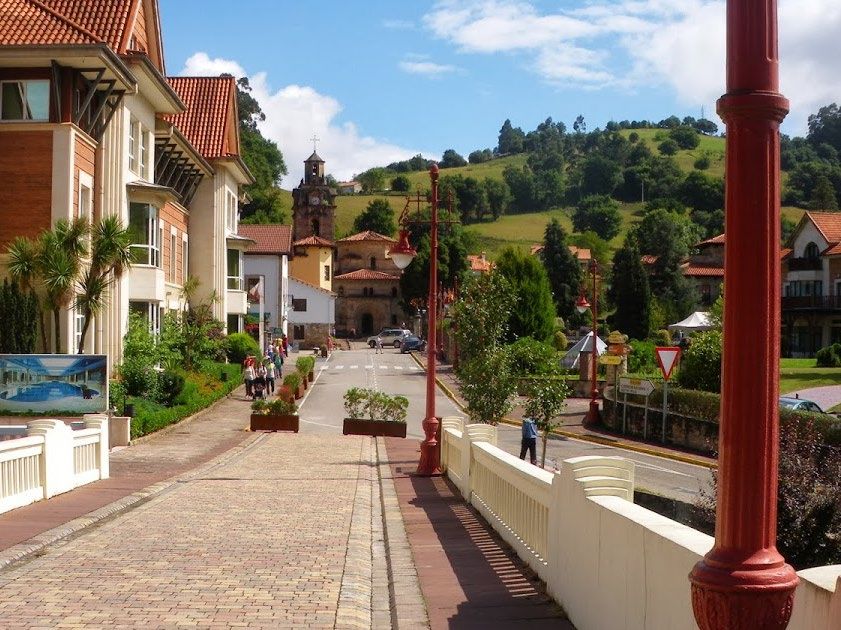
[342,418,407,438]
[250,413,300,432]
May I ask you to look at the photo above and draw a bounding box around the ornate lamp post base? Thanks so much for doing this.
[584,399,601,427]
[690,560,798,630]
[417,415,441,476]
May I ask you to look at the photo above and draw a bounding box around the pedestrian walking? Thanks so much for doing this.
[375,335,383,354]
[281,334,289,357]
[243,357,255,398]
[520,416,538,466]
[265,360,276,395]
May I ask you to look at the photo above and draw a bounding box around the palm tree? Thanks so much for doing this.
[75,216,132,353]
[6,236,47,352]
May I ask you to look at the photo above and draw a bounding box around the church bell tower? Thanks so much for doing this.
[292,148,336,242]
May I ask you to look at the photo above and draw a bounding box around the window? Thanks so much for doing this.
[170,232,177,283]
[227,248,242,290]
[370,257,377,270]
[226,191,238,232]
[0,80,49,121]
[391,287,398,297]
[324,264,330,281]
[227,314,242,334]
[140,128,149,179]
[129,117,139,173]
[182,237,189,285]
[294,324,306,340]
[805,242,820,260]
[74,306,85,353]
[129,301,160,335]
[292,299,308,312]
[128,202,160,266]
[78,180,92,223]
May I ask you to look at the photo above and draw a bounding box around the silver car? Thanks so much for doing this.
[368,328,410,348]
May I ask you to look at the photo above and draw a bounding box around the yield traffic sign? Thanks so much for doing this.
[655,347,682,380]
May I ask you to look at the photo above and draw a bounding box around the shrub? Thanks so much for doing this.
[251,398,268,413]
[658,139,679,155]
[816,343,841,367]
[343,388,407,422]
[268,397,297,415]
[626,339,658,375]
[296,355,315,375]
[676,330,722,393]
[121,313,159,397]
[669,126,701,150]
[277,385,294,403]
[156,370,185,407]
[693,155,711,170]
[552,330,568,352]
[507,337,559,376]
[651,329,672,346]
[226,332,260,365]
[283,372,301,391]
[109,379,125,412]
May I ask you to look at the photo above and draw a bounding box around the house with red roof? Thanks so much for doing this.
[781,211,841,356]
[239,224,292,341]
[0,0,253,364]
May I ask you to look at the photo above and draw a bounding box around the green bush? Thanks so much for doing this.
[156,370,185,407]
[676,331,722,393]
[109,379,125,412]
[627,339,658,375]
[226,332,260,365]
[343,387,407,422]
[693,156,711,170]
[816,343,841,367]
[658,139,679,155]
[296,355,315,375]
[268,397,298,415]
[121,313,159,397]
[650,329,672,346]
[283,372,301,391]
[507,337,559,376]
[552,330,568,352]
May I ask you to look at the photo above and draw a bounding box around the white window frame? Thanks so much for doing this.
[129,301,161,336]
[182,235,189,286]
[78,171,93,224]
[140,127,149,179]
[227,248,243,290]
[226,190,238,232]
[74,305,85,353]
[129,202,160,267]
[169,228,177,283]
[0,80,50,121]
[128,116,139,174]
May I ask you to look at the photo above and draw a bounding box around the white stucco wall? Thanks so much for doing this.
[287,278,335,326]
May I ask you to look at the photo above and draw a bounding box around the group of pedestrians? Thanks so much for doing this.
[242,337,288,400]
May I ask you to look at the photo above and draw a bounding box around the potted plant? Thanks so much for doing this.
[250,397,299,432]
[283,372,303,399]
[296,356,315,383]
[342,387,408,438]
[277,384,295,404]
[319,344,328,358]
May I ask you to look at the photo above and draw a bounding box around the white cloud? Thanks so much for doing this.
[398,58,460,77]
[424,0,841,130]
[178,53,420,184]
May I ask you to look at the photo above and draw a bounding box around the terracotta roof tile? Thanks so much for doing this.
[38,0,134,49]
[338,230,396,243]
[293,235,335,248]
[467,254,492,273]
[238,224,292,255]
[531,243,590,261]
[0,0,103,45]
[807,211,841,244]
[698,233,726,246]
[641,255,659,265]
[823,244,841,256]
[289,276,336,296]
[333,269,400,281]
[681,264,724,277]
[164,76,235,159]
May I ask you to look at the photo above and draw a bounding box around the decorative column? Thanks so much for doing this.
[689,1,798,628]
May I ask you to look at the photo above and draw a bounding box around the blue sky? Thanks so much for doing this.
[159,0,840,184]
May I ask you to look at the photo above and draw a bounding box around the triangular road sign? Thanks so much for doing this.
[655,347,682,381]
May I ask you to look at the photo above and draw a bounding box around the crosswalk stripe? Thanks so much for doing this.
[335,365,344,370]
[350,365,358,369]
[379,365,388,370]
[394,366,403,370]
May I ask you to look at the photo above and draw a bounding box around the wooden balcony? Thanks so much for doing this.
[781,295,841,311]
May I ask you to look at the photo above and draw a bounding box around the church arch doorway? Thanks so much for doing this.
[361,313,374,336]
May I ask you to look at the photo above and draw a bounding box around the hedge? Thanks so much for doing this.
[128,362,239,439]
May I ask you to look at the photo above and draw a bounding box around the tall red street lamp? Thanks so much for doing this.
[689,1,798,628]
[389,163,444,476]
[576,258,600,426]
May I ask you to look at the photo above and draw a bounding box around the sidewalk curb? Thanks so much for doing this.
[0,432,264,573]
[409,352,717,470]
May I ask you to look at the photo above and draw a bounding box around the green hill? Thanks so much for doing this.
[618,129,726,179]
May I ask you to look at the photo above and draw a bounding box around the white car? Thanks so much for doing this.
[368,328,411,348]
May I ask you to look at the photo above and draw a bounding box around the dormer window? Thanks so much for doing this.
[805,242,819,260]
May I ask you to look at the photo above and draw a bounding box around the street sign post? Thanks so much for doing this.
[618,377,656,435]
[599,354,622,365]
[655,347,682,443]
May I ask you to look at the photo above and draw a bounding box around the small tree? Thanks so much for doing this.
[391,175,411,192]
[353,198,396,236]
[608,240,651,340]
[573,195,622,241]
[524,378,571,467]
[458,348,516,425]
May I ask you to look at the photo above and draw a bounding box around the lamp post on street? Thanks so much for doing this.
[576,259,601,426]
[388,163,446,476]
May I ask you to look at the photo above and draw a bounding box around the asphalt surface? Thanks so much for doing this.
[301,348,713,503]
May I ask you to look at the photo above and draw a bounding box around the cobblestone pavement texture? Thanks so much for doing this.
[0,433,382,629]
[384,437,574,629]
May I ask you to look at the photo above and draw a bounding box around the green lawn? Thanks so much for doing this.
[780,358,841,394]
[400,154,528,191]
[618,129,726,179]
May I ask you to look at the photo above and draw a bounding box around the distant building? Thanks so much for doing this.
[467,252,493,274]
[287,277,336,350]
[337,181,362,195]
[530,244,592,269]
[239,224,292,339]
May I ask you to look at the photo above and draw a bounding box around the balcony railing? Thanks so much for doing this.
[787,257,822,271]
[782,295,841,310]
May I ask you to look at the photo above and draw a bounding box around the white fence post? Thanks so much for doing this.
[26,419,74,498]
[462,423,497,501]
[83,414,110,479]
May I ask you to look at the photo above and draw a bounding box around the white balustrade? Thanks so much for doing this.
[442,423,841,630]
[0,416,110,516]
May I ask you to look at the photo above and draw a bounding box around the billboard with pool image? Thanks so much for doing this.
[0,355,108,414]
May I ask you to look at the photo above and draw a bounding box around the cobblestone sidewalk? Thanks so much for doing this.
[0,434,415,629]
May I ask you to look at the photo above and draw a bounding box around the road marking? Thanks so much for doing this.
[379,365,388,370]
[394,366,403,370]
[350,365,358,369]
[334,365,344,370]
[300,418,341,429]
[627,458,694,478]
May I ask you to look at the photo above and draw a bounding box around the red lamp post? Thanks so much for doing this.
[389,163,442,476]
[689,1,798,628]
[576,259,601,426]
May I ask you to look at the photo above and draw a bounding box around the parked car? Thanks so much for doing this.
[779,396,830,415]
[367,328,410,348]
[399,335,426,353]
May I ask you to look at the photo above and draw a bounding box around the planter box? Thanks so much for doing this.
[294,385,304,400]
[308,371,314,383]
[301,376,308,390]
[250,413,299,433]
[342,418,407,438]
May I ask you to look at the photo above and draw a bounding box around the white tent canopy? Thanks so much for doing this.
[561,331,607,369]
[668,311,713,333]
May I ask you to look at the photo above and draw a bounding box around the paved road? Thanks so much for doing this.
[302,349,713,503]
